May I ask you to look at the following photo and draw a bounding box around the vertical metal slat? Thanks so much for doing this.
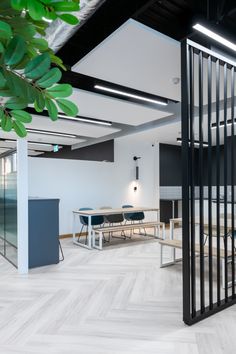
[223,63,228,299]
[231,67,235,297]
[189,46,196,317]
[207,55,213,309]
[198,51,205,312]
[216,59,221,305]
[181,41,191,325]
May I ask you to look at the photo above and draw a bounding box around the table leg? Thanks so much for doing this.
[88,215,92,249]
[172,200,175,219]
[72,212,76,244]
[73,213,92,250]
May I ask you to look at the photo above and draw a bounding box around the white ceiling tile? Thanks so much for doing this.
[72,19,181,101]
[27,114,120,138]
[71,89,172,126]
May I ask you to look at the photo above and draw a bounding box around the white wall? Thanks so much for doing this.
[28,135,159,235]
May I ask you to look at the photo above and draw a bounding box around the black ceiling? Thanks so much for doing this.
[134,0,236,42]
[58,0,236,68]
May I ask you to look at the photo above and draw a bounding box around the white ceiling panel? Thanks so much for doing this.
[123,121,181,146]
[0,131,82,146]
[28,150,45,156]
[26,114,120,138]
[0,147,11,154]
[72,19,181,101]
[0,140,54,152]
[71,89,172,126]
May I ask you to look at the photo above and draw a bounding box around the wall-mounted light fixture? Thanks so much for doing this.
[133,156,141,191]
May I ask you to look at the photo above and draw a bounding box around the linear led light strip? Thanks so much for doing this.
[177,138,208,147]
[211,120,236,129]
[26,128,77,138]
[58,114,112,126]
[5,140,53,147]
[94,84,168,106]
[193,23,236,52]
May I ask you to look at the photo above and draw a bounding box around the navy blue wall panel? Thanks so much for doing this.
[28,199,59,268]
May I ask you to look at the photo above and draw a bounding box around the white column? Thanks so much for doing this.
[154,142,160,210]
[17,139,28,274]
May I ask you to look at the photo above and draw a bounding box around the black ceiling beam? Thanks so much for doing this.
[61,71,178,109]
[57,0,156,67]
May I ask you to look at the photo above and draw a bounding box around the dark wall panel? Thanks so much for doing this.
[160,143,182,186]
[37,140,114,162]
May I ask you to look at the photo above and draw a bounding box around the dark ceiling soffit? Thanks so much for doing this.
[37,139,114,162]
[25,107,112,126]
[57,0,157,67]
[61,71,178,108]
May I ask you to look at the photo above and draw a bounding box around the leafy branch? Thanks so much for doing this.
[0,0,80,137]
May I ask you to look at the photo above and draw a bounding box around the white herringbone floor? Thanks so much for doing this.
[0,231,236,354]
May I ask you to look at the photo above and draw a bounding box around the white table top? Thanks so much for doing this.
[73,207,159,216]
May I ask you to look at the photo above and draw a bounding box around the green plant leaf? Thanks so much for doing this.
[11,0,27,11]
[12,54,31,70]
[11,109,32,123]
[30,38,48,51]
[4,35,26,66]
[28,0,46,21]
[5,70,36,102]
[53,1,80,11]
[0,42,5,53]
[43,10,57,21]
[0,20,12,39]
[1,114,13,132]
[34,91,45,111]
[47,84,72,98]
[0,88,12,97]
[0,109,4,120]
[13,120,27,137]
[24,52,51,79]
[59,14,79,25]
[36,67,62,88]
[5,97,28,109]
[45,98,58,121]
[13,21,36,40]
[0,71,6,89]
[57,98,78,117]
[50,54,67,70]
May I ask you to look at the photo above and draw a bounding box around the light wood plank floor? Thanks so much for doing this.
[0,231,236,354]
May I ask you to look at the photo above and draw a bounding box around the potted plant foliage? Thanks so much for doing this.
[0,0,80,137]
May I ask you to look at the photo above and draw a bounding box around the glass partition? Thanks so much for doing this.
[0,151,17,266]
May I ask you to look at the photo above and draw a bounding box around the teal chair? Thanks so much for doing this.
[122,205,145,222]
[78,207,104,244]
[122,205,146,236]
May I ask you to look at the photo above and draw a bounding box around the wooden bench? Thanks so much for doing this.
[170,218,182,240]
[159,238,235,288]
[93,221,165,250]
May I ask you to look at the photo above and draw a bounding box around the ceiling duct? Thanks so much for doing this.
[45,0,106,53]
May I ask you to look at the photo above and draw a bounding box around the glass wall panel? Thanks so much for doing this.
[0,151,17,266]
[0,158,5,256]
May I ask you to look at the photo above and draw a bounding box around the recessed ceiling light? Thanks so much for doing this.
[94,85,168,106]
[58,114,112,126]
[26,128,77,138]
[193,23,236,52]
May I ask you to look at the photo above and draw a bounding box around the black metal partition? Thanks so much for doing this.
[182,39,236,325]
